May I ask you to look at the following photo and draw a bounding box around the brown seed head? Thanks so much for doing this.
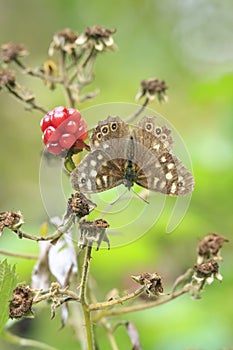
[1,43,28,63]
[0,211,24,236]
[9,286,34,319]
[79,219,110,250]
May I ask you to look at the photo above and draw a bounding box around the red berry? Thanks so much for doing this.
[73,139,86,151]
[51,106,68,128]
[47,142,63,155]
[67,108,81,122]
[79,129,88,140]
[43,126,56,145]
[59,133,76,149]
[64,120,78,134]
[49,129,61,143]
[40,113,52,132]
[76,120,88,140]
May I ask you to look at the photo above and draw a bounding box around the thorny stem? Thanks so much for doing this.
[88,286,145,312]
[79,246,95,350]
[104,284,191,317]
[126,97,150,123]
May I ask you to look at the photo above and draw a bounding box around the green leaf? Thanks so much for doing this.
[0,259,17,336]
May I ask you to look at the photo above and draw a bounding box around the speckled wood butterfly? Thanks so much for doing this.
[71,116,194,196]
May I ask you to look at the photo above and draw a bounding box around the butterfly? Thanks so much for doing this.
[71,116,194,196]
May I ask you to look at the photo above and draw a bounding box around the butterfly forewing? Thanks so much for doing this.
[71,115,194,196]
[71,149,126,193]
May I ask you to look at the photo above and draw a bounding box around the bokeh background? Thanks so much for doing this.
[0,0,232,349]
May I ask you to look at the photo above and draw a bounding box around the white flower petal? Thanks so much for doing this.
[76,34,87,45]
[103,36,114,47]
[95,41,104,51]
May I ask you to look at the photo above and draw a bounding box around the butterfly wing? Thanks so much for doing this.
[135,151,194,196]
[90,116,130,150]
[133,117,174,153]
[71,149,127,193]
[132,117,194,196]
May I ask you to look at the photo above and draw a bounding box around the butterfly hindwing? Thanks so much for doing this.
[71,116,194,196]
[71,149,126,193]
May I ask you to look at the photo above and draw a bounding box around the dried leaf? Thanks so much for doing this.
[48,232,77,287]
[126,322,142,350]
[31,241,51,290]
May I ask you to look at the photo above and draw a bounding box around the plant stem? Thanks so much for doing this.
[2,330,58,350]
[0,249,38,260]
[104,285,190,317]
[126,97,150,123]
[88,286,145,312]
[79,246,95,350]
[5,85,47,114]
[102,321,119,350]
[14,228,63,243]
[33,287,80,304]
[60,51,74,107]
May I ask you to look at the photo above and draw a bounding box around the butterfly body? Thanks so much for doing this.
[71,116,194,196]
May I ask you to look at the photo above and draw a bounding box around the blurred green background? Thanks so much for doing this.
[0,0,232,349]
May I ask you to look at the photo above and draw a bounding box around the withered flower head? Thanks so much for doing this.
[76,25,116,52]
[193,259,222,285]
[197,233,229,263]
[136,78,168,103]
[0,211,24,236]
[65,192,96,220]
[131,272,164,296]
[48,28,79,56]
[9,286,34,319]
[79,219,110,250]
[0,43,28,63]
[0,69,16,89]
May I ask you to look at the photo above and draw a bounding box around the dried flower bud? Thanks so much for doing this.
[48,28,78,56]
[0,69,16,89]
[76,25,116,52]
[193,259,223,286]
[194,259,219,278]
[131,272,164,296]
[0,43,28,63]
[79,219,110,250]
[9,286,34,319]
[0,211,24,236]
[197,233,229,263]
[136,78,168,103]
[65,192,96,219]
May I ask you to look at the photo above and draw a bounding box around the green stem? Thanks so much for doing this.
[79,246,95,350]
[2,330,58,350]
[102,321,119,350]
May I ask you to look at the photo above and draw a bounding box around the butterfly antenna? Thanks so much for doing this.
[132,188,150,204]
[110,189,128,205]
[99,189,129,219]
